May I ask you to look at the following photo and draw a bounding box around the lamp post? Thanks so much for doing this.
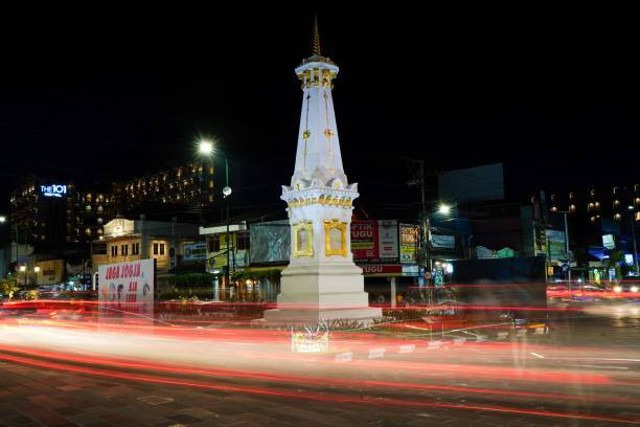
[556,210,572,292]
[34,266,40,288]
[198,139,232,294]
[0,216,5,280]
[198,140,214,224]
[562,211,571,285]
[222,158,232,293]
[19,265,26,291]
[628,206,639,275]
[421,203,452,305]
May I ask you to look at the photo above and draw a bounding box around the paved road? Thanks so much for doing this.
[0,300,638,426]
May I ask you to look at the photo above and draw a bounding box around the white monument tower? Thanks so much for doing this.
[263,20,382,326]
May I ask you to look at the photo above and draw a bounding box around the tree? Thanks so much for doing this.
[0,278,20,300]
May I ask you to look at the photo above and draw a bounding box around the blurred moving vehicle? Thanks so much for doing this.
[612,281,640,296]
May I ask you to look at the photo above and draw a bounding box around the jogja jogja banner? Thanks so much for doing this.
[98,259,155,319]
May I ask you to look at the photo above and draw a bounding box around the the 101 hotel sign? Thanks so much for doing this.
[40,184,68,198]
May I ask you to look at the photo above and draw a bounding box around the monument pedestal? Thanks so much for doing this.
[261,263,382,327]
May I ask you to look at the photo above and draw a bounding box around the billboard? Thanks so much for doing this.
[183,242,207,262]
[438,163,504,203]
[546,229,567,261]
[98,259,155,318]
[399,224,419,264]
[250,220,291,264]
[431,234,455,249]
[351,220,399,263]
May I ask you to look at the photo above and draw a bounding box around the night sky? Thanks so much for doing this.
[1,7,636,220]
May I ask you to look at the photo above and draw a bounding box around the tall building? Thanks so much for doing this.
[113,160,214,222]
[8,177,116,253]
[4,160,216,278]
[539,183,640,279]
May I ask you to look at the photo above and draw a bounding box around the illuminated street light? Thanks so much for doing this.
[437,203,451,216]
[34,266,40,288]
[199,139,232,296]
[421,202,452,305]
[19,265,26,291]
[198,140,214,223]
[198,140,213,157]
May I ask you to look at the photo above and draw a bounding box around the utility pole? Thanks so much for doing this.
[405,158,431,303]
[561,211,571,289]
[628,207,639,275]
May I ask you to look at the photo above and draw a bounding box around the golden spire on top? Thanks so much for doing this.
[312,15,322,56]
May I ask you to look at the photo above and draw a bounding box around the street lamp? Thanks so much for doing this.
[222,158,232,293]
[628,205,639,275]
[422,203,451,304]
[19,265,26,291]
[560,211,571,285]
[425,204,452,274]
[198,139,232,292]
[198,140,214,224]
[34,266,40,288]
[553,210,572,291]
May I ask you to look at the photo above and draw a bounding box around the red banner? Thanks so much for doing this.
[351,220,399,262]
[360,264,403,275]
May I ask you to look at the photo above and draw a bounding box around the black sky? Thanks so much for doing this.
[1,7,636,219]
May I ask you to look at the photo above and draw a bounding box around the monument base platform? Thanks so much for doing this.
[258,306,382,328]
[256,262,382,328]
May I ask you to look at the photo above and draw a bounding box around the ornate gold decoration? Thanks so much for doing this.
[303,129,311,139]
[321,69,332,87]
[313,15,322,56]
[297,67,337,88]
[293,222,314,257]
[324,220,347,256]
[287,194,354,208]
[323,128,334,138]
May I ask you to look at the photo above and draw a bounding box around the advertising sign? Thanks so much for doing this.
[98,259,155,319]
[40,184,68,198]
[351,220,399,263]
[34,259,64,285]
[546,229,567,261]
[399,224,419,264]
[431,234,455,249]
[250,220,291,263]
[183,242,207,262]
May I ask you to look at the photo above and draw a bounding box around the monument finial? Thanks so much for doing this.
[312,15,322,56]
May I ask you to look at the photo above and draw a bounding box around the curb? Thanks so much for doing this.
[328,327,550,363]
